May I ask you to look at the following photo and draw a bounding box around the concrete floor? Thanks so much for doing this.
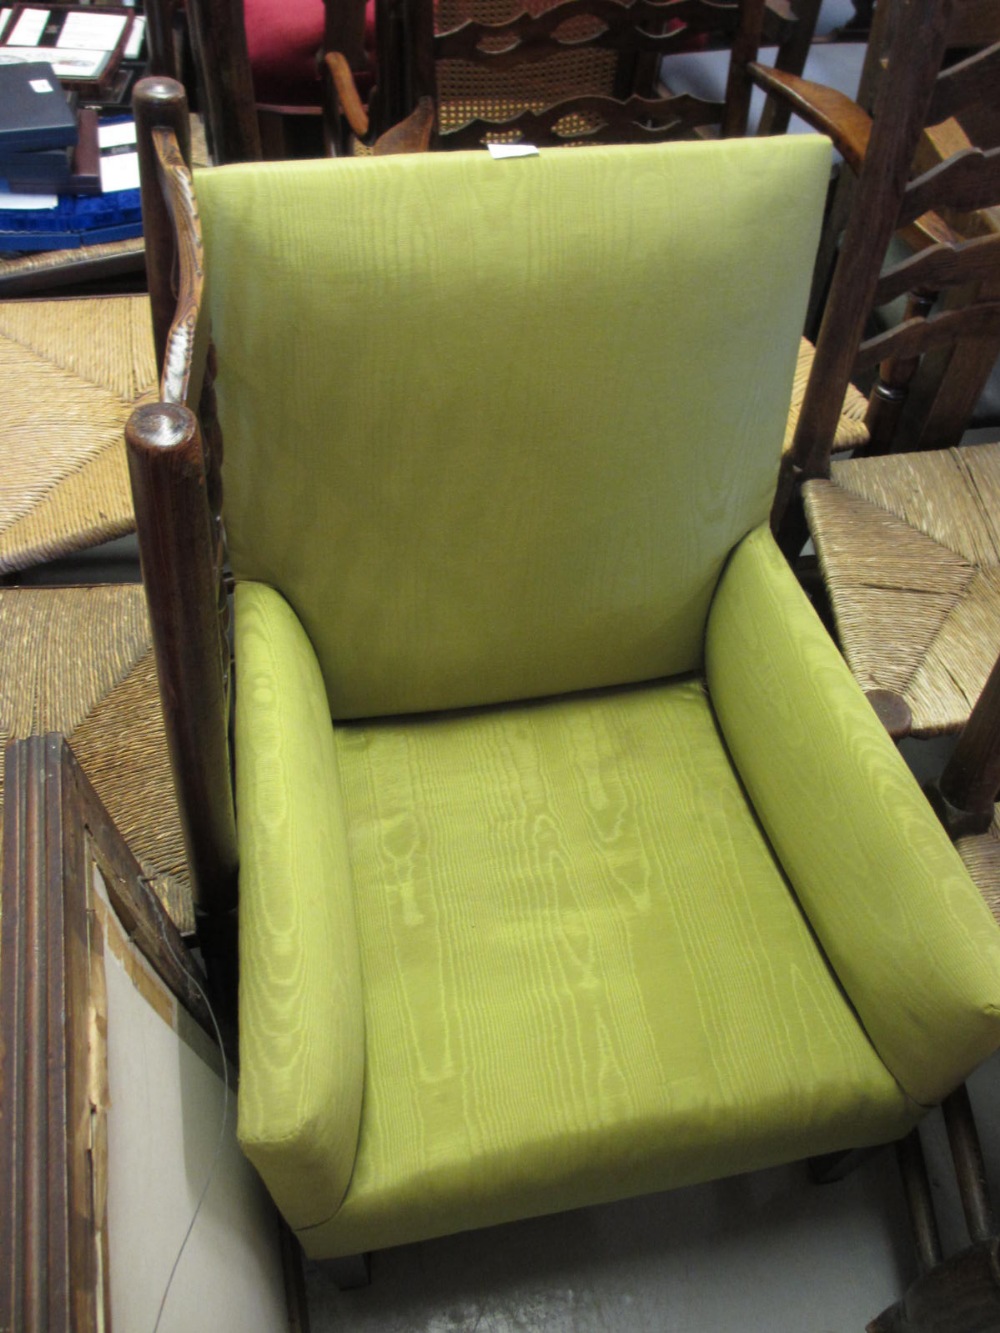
[305,1053,1000,1332]
[306,1151,913,1332]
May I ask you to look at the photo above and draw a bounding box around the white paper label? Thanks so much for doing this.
[98,119,137,149]
[29,75,53,91]
[123,14,144,58]
[487,143,539,159]
[0,44,109,77]
[100,149,139,193]
[57,10,127,50]
[8,6,48,44]
[0,186,58,209]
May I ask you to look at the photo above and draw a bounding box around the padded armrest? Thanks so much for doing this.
[234,581,365,1230]
[706,525,1000,1107]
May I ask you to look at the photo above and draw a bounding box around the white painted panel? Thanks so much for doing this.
[102,902,289,1333]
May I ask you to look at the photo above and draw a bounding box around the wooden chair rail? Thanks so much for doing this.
[437,0,759,55]
[855,302,1000,372]
[899,143,1000,227]
[437,90,730,142]
[925,38,1000,127]
[439,19,729,61]
[873,231,1000,305]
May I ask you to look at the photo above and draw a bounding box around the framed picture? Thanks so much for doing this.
[0,5,135,93]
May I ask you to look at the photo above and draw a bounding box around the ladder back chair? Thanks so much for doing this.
[329,0,808,149]
[756,0,1000,741]
[125,73,1000,1269]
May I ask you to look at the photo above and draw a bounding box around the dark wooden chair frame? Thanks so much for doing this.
[335,0,814,150]
[129,78,239,940]
[754,0,1000,539]
[0,734,217,1332]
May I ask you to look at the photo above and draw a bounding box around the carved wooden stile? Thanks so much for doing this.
[127,78,238,930]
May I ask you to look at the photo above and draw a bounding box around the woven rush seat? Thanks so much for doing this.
[803,441,1000,738]
[0,294,157,575]
[0,584,192,933]
[0,237,147,298]
[784,336,869,456]
[958,814,1000,927]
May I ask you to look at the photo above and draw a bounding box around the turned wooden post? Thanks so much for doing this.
[933,652,1000,837]
[125,403,238,920]
[863,291,938,455]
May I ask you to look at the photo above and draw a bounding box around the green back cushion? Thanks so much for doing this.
[197,138,829,718]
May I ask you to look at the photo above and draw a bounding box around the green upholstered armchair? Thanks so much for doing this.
[127,76,1000,1265]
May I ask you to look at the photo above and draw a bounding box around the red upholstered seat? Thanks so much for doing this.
[245,0,375,105]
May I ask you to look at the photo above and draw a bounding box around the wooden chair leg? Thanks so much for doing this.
[943,1085,997,1246]
[867,1238,1000,1333]
[896,1130,944,1274]
[808,1143,885,1184]
[326,1252,371,1290]
[868,1098,1000,1332]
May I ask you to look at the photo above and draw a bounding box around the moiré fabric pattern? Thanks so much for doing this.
[299,673,913,1257]
[196,137,830,718]
[234,582,365,1229]
[706,525,1000,1108]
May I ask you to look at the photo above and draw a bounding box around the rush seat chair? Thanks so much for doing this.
[126,76,1000,1264]
[755,0,1000,743]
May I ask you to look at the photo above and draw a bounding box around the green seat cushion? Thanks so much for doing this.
[295,665,914,1258]
[196,136,830,717]
[707,526,1000,1107]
